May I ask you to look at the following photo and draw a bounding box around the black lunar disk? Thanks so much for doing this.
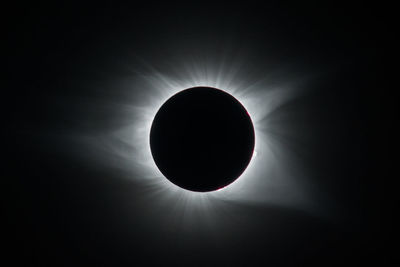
[150,87,255,192]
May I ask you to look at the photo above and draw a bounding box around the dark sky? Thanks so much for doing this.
[6,2,394,266]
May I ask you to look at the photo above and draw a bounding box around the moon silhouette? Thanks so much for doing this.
[150,86,255,192]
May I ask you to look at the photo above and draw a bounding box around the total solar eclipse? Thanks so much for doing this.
[150,86,255,192]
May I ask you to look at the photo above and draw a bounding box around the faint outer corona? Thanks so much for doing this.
[150,86,255,192]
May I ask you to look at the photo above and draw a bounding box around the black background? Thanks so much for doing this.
[6,2,395,266]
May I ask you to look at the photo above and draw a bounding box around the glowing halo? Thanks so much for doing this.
[84,54,316,213]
